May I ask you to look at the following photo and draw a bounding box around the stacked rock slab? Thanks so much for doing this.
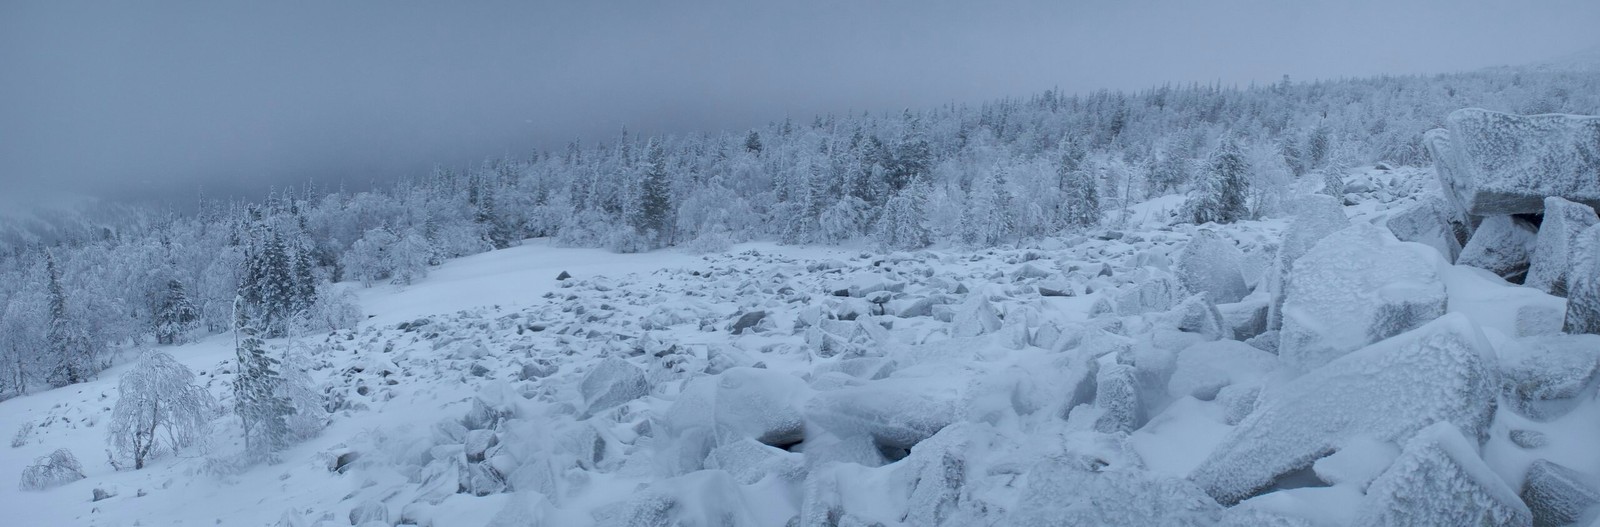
[1565,224,1600,335]
[1428,108,1600,217]
[1528,197,1600,297]
[1387,194,1470,263]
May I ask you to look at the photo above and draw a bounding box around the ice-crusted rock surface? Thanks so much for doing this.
[1527,197,1600,296]
[1191,315,1498,505]
[1267,194,1349,330]
[1520,459,1600,527]
[1176,230,1250,305]
[1355,422,1532,527]
[1009,457,1220,527]
[1430,108,1600,216]
[580,357,650,415]
[1387,193,1469,263]
[1498,334,1600,421]
[1566,224,1600,335]
[1278,223,1447,371]
[1458,215,1539,282]
[1167,340,1279,401]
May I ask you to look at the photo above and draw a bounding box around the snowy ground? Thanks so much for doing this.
[4,166,1599,526]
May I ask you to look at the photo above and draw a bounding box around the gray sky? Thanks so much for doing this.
[3,0,1598,203]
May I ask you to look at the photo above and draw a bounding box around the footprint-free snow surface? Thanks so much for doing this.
[6,168,1600,527]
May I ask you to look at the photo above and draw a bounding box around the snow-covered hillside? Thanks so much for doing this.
[6,162,1600,527]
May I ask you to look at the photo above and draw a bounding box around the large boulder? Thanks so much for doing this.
[1499,334,1600,421]
[1428,108,1600,217]
[1279,223,1447,371]
[711,367,809,447]
[1387,193,1471,263]
[1092,362,1143,434]
[581,358,650,415]
[1267,195,1350,330]
[1527,197,1600,296]
[1457,215,1538,283]
[1190,315,1499,505]
[1355,422,1532,527]
[1176,230,1250,305]
[1565,224,1600,335]
[1167,340,1279,401]
[1115,272,1185,316]
[805,378,961,454]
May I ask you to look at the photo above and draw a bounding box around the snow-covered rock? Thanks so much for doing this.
[1520,459,1600,527]
[1565,224,1600,335]
[1009,457,1219,526]
[1354,422,1532,527]
[1527,197,1600,296]
[1457,215,1538,282]
[1114,272,1184,316]
[1498,334,1600,421]
[1167,340,1279,400]
[805,379,961,453]
[1190,315,1499,505]
[1386,194,1469,263]
[1429,108,1600,216]
[1267,194,1349,330]
[712,367,809,447]
[580,358,649,415]
[951,296,1003,337]
[1279,223,1446,371]
[1176,230,1250,305]
[1093,362,1143,434]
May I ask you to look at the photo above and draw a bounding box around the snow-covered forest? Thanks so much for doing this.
[6,7,1600,524]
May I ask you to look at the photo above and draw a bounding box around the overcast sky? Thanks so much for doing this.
[2,0,1598,203]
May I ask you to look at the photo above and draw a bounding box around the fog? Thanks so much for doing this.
[2,0,1597,204]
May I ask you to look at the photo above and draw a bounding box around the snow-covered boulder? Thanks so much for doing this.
[1457,215,1538,282]
[951,296,1002,337]
[1093,362,1143,434]
[1520,459,1600,527]
[1267,194,1350,330]
[1190,315,1499,505]
[1565,224,1600,335]
[1354,422,1532,527]
[1279,223,1446,371]
[348,501,389,526]
[1387,194,1469,262]
[1115,272,1184,316]
[1167,340,1279,401]
[712,367,809,447]
[1165,293,1232,340]
[1429,108,1600,216]
[805,379,961,453]
[1009,457,1220,526]
[1498,334,1600,421]
[1176,230,1250,305]
[580,358,649,415]
[1527,197,1600,296]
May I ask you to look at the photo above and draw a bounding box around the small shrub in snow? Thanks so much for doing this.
[11,421,32,448]
[19,449,85,491]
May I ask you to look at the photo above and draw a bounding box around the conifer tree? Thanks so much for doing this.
[634,140,675,247]
[232,297,294,460]
[44,251,93,387]
[155,279,199,345]
[1058,149,1102,229]
[1186,135,1251,225]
